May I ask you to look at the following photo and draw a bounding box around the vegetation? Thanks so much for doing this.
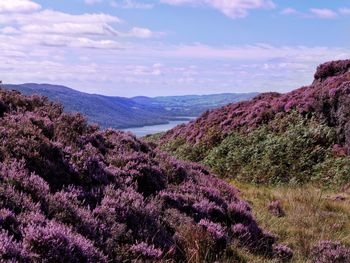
[230,181,350,262]
[153,59,350,262]
[161,112,350,187]
[158,59,350,187]
[0,89,288,262]
[1,59,350,262]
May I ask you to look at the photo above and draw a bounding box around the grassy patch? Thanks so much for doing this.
[230,181,350,262]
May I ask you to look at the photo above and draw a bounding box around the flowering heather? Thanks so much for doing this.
[129,242,163,260]
[273,244,293,261]
[198,219,227,242]
[0,89,288,261]
[311,240,350,263]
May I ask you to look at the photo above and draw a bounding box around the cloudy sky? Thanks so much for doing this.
[0,0,349,97]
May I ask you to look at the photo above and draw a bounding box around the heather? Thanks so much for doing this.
[157,60,350,187]
[0,89,288,261]
[311,240,350,263]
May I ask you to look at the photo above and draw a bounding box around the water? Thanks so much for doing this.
[122,117,195,137]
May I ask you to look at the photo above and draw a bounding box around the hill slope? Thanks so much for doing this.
[3,83,257,129]
[0,89,290,262]
[4,83,168,129]
[158,59,350,186]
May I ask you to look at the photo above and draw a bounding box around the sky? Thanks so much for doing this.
[0,0,349,97]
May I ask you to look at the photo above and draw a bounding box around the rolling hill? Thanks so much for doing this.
[3,83,257,129]
[3,83,168,129]
[132,92,258,117]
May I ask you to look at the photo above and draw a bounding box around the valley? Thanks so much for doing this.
[1,0,348,262]
[0,59,349,262]
[3,83,256,130]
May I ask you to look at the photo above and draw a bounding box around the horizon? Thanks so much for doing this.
[0,0,349,96]
[4,82,260,98]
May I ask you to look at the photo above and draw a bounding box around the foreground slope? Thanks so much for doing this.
[159,60,350,186]
[0,89,290,262]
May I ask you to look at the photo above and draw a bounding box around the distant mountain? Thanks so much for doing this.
[132,93,258,116]
[3,83,168,129]
[3,83,257,128]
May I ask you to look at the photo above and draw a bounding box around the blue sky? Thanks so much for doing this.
[0,0,349,96]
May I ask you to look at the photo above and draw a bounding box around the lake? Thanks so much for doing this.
[122,117,196,137]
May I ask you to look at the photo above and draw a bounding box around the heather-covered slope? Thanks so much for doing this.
[0,90,290,262]
[158,60,350,186]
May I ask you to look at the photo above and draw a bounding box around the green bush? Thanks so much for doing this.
[204,112,340,185]
[160,112,350,187]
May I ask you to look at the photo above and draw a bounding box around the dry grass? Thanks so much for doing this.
[229,181,350,262]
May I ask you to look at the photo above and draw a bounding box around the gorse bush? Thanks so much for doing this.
[0,89,288,262]
[158,59,350,187]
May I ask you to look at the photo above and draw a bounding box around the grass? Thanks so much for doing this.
[229,181,350,262]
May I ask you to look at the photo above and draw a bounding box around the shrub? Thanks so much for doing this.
[273,244,293,262]
[203,112,345,186]
[268,200,285,217]
[311,240,350,263]
[129,242,162,260]
[23,221,107,263]
[0,230,29,262]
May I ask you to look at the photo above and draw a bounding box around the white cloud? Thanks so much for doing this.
[0,0,41,13]
[310,8,337,19]
[110,0,154,9]
[280,8,297,15]
[0,9,122,25]
[85,0,103,5]
[281,7,345,19]
[125,27,163,38]
[143,44,348,63]
[19,23,119,36]
[339,8,350,15]
[0,26,20,34]
[159,0,275,18]
[0,1,347,96]
[1,41,349,96]
[84,0,154,9]
[0,33,122,50]
[0,8,160,40]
